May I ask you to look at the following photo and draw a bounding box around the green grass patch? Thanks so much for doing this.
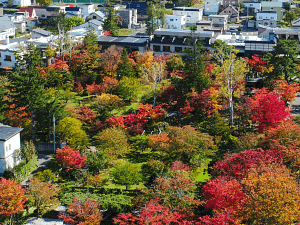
[116,28,136,36]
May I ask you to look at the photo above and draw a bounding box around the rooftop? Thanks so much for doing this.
[32,28,53,36]
[0,124,23,141]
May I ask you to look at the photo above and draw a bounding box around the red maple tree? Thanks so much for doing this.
[56,146,86,171]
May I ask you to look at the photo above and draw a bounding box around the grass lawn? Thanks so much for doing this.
[116,28,136,36]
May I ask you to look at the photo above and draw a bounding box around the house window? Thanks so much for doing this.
[137,4,140,7]
[163,46,170,52]
[219,19,223,22]
[93,16,96,19]
[224,11,227,13]
[271,17,274,19]
[170,19,174,21]
[9,144,11,150]
[0,53,1,57]
[175,46,182,52]
[6,146,8,152]
[259,16,262,19]
[5,55,12,61]
[42,14,45,17]
[153,45,160,51]
[0,62,1,66]
[207,2,210,4]
[229,11,231,13]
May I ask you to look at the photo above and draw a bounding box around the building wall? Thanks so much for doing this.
[261,7,283,20]
[35,8,47,19]
[243,3,261,14]
[166,15,186,30]
[173,9,202,25]
[204,0,221,15]
[0,49,17,68]
[14,0,31,6]
[223,0,239,8]
[0,133,21,174]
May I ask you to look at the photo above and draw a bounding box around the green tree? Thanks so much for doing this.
[103,2,119,36]
[64,16,85,31]
[36,0,52,6]
[116,51,136,79]
[110,160,142,189]
[116,77,140,102]
[94,127,130,160]
[56,117,90,151]
[284,11,297,25]
[270,40,299,83]
[20,140,36,163]
[9,44,47,144]
[146,4,158,35]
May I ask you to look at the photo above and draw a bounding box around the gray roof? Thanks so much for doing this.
[89,19,103,26]
[32,28,53,36]
[0,124,23,141]
[0,16,16,31]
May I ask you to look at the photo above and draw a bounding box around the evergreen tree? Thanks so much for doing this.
[269,40,299,83]
[103,2,120,36]
[146,4,158,36]
[9,44,47,144]
[116,50,136,79]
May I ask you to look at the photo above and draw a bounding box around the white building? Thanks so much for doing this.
[87,11,106,22]
[243,2,261,14]
[0,124,23,174]
[65,6,82,18]
[79,4,95,19]
[172,7,203,26]
[0,16,16,38]
[74,19,103,36]
[196,20,213,31]
[256,11,277,28]
[204,0,222,15]
[166,14,186,30]
[0,0,31,6]
[208,14,228,30]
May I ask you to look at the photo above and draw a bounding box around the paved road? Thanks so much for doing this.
[291,93,300,115]
[21,154,53,186]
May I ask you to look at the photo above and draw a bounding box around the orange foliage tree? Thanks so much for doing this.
[240,164,300,224]
[4,104,30,128]
[0,178,27,217]
[274,80,300,103]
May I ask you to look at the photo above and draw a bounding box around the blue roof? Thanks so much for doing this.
[95,10,106,18]
[126,1,148,14]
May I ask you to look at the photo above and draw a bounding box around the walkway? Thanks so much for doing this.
[21,154,53,186]
[291,93,300,115]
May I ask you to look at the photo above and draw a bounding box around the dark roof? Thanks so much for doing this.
[32,28,53,36]
[97,36,149,47]
[173,7,202,12]
[126,2,148,14]
[0,125,23,141]
[65,7,80,11]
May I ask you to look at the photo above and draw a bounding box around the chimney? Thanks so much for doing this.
[0,4,3,16]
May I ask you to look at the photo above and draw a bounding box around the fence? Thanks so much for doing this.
[35,142,66,153]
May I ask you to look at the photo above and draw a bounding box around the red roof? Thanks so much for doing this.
[19,7,35,17]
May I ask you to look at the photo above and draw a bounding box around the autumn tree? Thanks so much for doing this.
[116,77,140,102]
[56,146,86,171]
[56,117,90,151]
[59,197,102,225]
[102,45,123,76]
[94,127,130,160]
[0,178,26,222]
[247,88,291,133]
[212,42,248,125]
[240,164,300,224]
[26,178,60,217]
[148,126,217,165]
[273,80,300,103]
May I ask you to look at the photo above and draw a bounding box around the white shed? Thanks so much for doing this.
[0,124,23,174]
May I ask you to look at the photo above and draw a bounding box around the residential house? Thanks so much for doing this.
[172,7,203,26]
[97,36,149,52]
[6,12,26,33]
[0,0,31,7]
[19,7,37,18]
[0,124,23,174]
[126,2,148,14]
[196,20,213,31]
[74,19,103,36]
[166,15,186,30]
[243,2,261,15]
[204,0,222,15]
[256,11,277,28]
[258,25,300,41]
[118,9,138,29]
[98,4,125,16]
[0,16,16,38]
[25,17,38,27]
[273,0,297,9]
[150,29,214,55]
[65,6,82,18]
[292,18,300,28]
[261,1,284,20]
[0,40,19,68]
[31,28,53,39]
[208,14,228,30]
[79,4,95,19]
[86,11,106,22]
[33,6,47,20]
[223,0,239,9]
[46,5,65,18]
[219,5,239,23]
